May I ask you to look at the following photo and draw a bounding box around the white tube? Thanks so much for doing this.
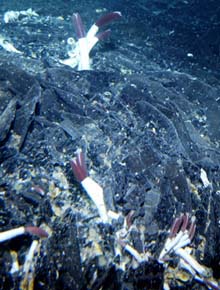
[81,176,108,223]
[78,37,90,70]
[0,227,25,243]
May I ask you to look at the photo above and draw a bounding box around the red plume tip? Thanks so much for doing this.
[72,13,86,39]
[70,149,88,182]
[95,11,122,27]
[25,226,49,238]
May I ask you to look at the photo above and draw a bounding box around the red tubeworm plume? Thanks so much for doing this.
[95,11,122,27]
[96,29,111,41]
[72,13,86,39]
[70,150,88,182]
[169,213,196,242]
[25,226,48,238]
